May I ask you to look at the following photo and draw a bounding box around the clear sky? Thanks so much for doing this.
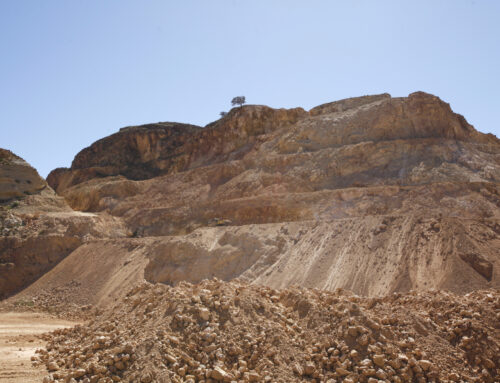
[1,1,499,177]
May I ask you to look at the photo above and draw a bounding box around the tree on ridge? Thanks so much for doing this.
[231,96,246,108]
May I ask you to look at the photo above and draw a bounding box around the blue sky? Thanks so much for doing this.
[1,1,499,177]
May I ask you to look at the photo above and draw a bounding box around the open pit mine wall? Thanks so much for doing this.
[3,92,500,301]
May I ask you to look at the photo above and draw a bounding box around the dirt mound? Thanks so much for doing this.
[9,239,150,309]
[10,213,498,310]
[36,280,499,382]
[0,280,98,321]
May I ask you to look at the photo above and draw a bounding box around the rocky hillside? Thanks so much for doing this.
[2,91,499,382]
[19,91,494,299]
[0,151,127,299]
[0,149,47,202]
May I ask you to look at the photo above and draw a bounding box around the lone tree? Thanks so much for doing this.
[220,111,227,118]
[231,96,246,108]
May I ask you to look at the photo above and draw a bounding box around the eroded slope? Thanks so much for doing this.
[0,151,126,299]
[35,92,500,297]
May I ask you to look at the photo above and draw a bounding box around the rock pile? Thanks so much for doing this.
[37,280,499,382]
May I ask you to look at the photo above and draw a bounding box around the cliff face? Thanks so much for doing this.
[20,92,500,297]
[48,92,500,224]
[48,92,498,197]
[47,107,306,193]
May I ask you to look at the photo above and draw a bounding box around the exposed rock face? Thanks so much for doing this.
[0,149,46,202]
[3,92,498,382]
[36,92,500,297]
[47,123,201,192]
[48,92,500,217]
[0,151,127,299]
[0,211,126,299]
[48,106,306,193]
[308,93,391,115]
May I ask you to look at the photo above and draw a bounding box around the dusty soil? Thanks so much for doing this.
[11,215,499,318]
[0,312,76,382]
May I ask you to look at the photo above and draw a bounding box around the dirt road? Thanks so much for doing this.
[0,312,76,382]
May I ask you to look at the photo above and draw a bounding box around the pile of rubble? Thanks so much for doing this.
[36,280,499,382]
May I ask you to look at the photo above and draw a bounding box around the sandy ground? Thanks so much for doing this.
[0,312,76,382]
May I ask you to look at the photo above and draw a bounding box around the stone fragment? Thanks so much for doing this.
[347,326,359,337]
[248,371,260,381]
[74,368,87,378]
[376,368,387,379]
[292,362,304,376]
[336,367,350,376]
[372,354,386,368]
[199,307,210,321]
[357,334,369,346]
[211,366,231,381]
[417,359,432,371]
[304,362,316,375]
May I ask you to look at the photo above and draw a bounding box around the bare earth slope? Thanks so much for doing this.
[0,152,126,299]
[2,92,500,382]
[35,92,500,300]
